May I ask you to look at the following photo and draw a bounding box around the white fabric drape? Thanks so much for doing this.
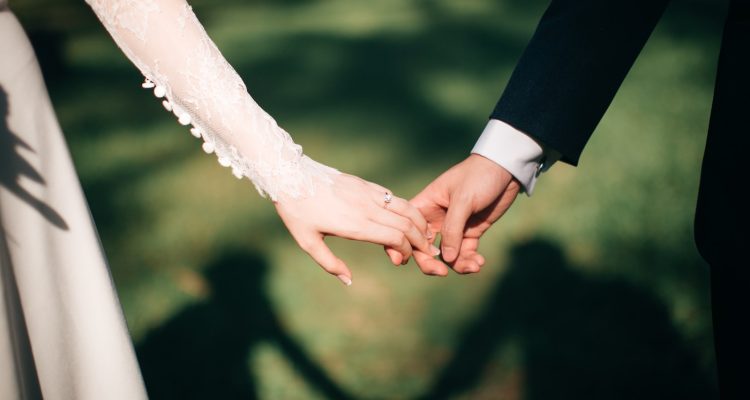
[1,8,147,399]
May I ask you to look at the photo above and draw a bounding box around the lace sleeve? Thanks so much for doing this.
[84,0,338,201]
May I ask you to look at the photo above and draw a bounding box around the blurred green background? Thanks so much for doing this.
[13,0,724,398]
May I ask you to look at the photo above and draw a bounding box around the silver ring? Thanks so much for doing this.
[383,192,393,208]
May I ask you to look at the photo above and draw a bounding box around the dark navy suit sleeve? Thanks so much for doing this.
[491,0,671,165]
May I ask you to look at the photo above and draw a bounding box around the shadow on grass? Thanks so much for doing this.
[236,4,529,164]
[419,238,717,400]
[136,249,354,400]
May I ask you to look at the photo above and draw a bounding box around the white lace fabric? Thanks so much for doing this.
[85,0,338,201]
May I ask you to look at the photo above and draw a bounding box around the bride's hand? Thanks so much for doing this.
[274,173,440,286]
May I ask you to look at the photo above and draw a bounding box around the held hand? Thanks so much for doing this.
[275,173,439,286]
[408,154,521,275]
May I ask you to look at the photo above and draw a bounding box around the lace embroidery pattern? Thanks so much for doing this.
[86,0,158,42]
[85,0,337,200]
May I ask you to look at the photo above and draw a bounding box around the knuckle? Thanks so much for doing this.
[323,265,339,274]
[396,219,412,233]
[456,266,477,275]
[453,191,474,203]
[425,268,448,277]
[298,239,316,254]
[320,260,342,274]
[414,214,428,229]
[456,262,481,274]
[390,232,406,246]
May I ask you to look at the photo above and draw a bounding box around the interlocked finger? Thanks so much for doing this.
[379,195,429,237]
[355,223,412,261]
[371,206,434,259]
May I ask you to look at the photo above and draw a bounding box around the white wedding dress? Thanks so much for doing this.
[1,0,336,398]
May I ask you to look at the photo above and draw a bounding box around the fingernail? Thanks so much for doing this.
[337,275,352,286]
[426,230,433,240]
[442,246,456,261]
[430,245,441,256]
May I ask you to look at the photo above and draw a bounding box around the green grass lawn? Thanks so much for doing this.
[16,0,722,398]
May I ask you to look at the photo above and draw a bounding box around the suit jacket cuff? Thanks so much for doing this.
[471,119,559,195]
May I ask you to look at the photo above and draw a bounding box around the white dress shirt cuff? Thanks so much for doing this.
[471,119,558,195]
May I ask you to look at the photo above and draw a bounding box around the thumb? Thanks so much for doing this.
[300,234,353,286]
[441,197,472,263]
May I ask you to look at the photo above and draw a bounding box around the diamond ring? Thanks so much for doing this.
[383,192,393,208]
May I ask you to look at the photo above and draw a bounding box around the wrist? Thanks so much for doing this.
[471,119,546,195]
[467,153,511,178]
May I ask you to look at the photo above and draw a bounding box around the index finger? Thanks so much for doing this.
[384,196,429,236]
[413,249,450,277]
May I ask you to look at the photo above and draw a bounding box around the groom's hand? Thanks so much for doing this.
[409,154,520,275]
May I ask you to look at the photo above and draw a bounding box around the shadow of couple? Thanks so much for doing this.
[136,238,716,400]
[135,249,355,400]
